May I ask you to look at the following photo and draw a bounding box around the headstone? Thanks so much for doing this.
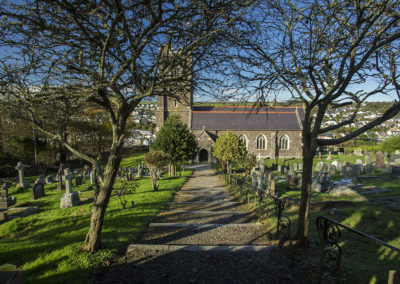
[342,164,353,179]
[31,180,45,200]
[136,164,143,178]
[60,191,80,208]
[327,151,332,161]
[353,148,363,156]
[365,163,375,174]
[396,150,400,154]
[259,158,265,172]
[73,169,80,174]
[352,164,363,181]
[257,172,265,192]
[298,163,303,170]
[0,183,16,209]
[375,151,383,168]
[311,171,333,192]
[355,159,363,165]
[318,151,322,159]
[315,162,324,172]
[288,166,295,176]
[293,163,298,171]
[45,175,54,184]
[328,165,336,175]
[384,151,388,161]
[286,175,299,186]
[75,175,83,186]
[391,166,400,179]
[388,270,400,284]
[15,162,30,188]
[363,149,368,156]
[332,160,342,172]
[322,162,330,172]
[277,165,282,173]
[382,163,391,174]
[365,154,372,165]
[270,178,276,195]
[64,168,74,194]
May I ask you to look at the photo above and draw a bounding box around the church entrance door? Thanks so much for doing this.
[199,149,208,163]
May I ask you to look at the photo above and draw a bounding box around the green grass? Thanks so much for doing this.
[0,157,192,283]
[223,154,400,284]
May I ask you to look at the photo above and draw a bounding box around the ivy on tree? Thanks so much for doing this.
[152,114,197,176]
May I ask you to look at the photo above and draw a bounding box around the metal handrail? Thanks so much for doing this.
[316,215,399,284]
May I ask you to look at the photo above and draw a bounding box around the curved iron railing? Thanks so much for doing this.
[316,215,400,284]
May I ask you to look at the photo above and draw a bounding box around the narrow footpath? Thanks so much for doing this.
[96,164,303,283]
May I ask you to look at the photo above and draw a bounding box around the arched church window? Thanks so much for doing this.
[279,134,289,150]
[239,134,248,149]
[256,134,266,150]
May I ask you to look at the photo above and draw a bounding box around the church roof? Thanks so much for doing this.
[191,106,304,130]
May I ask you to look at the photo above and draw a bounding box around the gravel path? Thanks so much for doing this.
[95,164,304,283]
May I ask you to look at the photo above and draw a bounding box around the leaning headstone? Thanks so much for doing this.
[15,162,30,188]
[391,166,400,180]
[45,175,54,184]
[375,151,384,168]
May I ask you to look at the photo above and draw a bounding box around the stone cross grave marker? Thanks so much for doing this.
[64,168,74,194]
[375,151,383,168]
[15,162,29,188]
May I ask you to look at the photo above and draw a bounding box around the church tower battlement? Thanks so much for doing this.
[156,45,193,131]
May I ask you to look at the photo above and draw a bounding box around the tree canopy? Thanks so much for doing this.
[212,131,246,171]
[151,114,197,172]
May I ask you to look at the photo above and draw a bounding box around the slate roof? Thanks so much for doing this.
[191,106,304,130]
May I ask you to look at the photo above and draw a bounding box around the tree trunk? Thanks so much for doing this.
[295,132,316,245]
[84,149,121,252]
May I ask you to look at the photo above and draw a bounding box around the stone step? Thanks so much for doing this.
[127,243,276,253]
[155,210,257,224]
[173,194,235,202]
[176,191,230,196]
[167,201,244,212]
[140,223,270,246]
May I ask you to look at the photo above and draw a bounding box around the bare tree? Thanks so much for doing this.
[221,0,400,244]
[0,0,248,251]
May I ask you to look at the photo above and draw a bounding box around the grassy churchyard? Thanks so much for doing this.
[225,152,400,283]
[0,154,192,283]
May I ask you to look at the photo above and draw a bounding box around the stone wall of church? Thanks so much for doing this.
[194,129,302,159]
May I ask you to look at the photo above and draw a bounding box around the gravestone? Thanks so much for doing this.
[283,167,288,174]
[298,163,303,170]
[352,164,363,181]
[375,151,383,168]
[45,175,54,184]
[73,169,80,174]
[311,171,333,193]
[60,168,80,208]
[286,175,299,186]
[257,172,265,192]
[75,175,83,186]
[315,162,324,171]
[32,180,45,200]
[353,148,363,156]
[259,158,265,172]
[64,168,74,194]
[396,150,400,154]
[365,154,372,165]
[391,166,400,179]
[277,165,282,173]
[15,162,30,188]
[342,164,353,179]
[328,165,336,175]
[293,163,298,171]
[382,163,392,174]
[365,163,375,174]
[327,151,332,161]
[384,151,388,162]
[136,164,143,178]
[288,166,295,176]
[332,160,342,172]
[0,183,16,209]
[318,151,322,159]
[322,162,330,172]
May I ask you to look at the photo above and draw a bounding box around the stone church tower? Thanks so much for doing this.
[155,46,193,131]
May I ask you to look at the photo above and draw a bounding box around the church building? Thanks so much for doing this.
[156,48,304,163]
